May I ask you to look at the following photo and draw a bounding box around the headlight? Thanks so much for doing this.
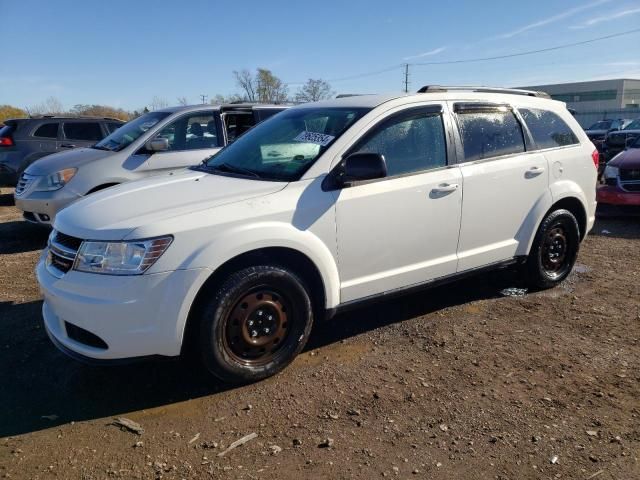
[74,236,173,275]
[603,165,619,180]
[35,168,77,191]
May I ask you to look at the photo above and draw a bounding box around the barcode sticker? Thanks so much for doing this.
[293,131,335,147]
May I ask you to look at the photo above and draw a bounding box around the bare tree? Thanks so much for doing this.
[210,93,243,105]
[256,69,288,103]
[295,79,334,103]
[69,104,131,121]
[233,69,257,102]
[28,96,64,116]
[176,96,188,106]
[150,96,169,111]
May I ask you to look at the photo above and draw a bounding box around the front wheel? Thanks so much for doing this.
[198,265,314,384]
[525,209,580,289]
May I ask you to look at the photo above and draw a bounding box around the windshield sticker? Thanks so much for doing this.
[293,131,335,147]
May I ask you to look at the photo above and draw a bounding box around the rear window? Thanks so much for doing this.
[456,109,525,161]
[0,124,15,137]
[519,108,579,149]
[63,122,103,141]
[33,123,59,138]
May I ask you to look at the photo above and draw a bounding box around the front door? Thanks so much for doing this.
[334,105,463,303]
[146,111,222,172]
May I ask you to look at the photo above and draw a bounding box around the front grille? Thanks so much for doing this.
[46,230,83,277]
[15,172,37,196]
[620,169,640,181]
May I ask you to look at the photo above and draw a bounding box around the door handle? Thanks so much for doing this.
[525,166,545,178]
[60,143,76,148]
[431,183,459,194]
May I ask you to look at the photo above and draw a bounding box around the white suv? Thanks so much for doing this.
[37,87,598,383]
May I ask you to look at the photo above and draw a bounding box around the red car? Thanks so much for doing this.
[597,136,640,207]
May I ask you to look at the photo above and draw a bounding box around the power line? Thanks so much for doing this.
[284,27,640,86]
[412,28,640,66]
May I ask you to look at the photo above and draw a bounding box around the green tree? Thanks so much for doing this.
[69,104,131,121]
[0,105,28,124]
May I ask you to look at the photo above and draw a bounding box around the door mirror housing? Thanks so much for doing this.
[145,137,169,152]
[339,152,387,186]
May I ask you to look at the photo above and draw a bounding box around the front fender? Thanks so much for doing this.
[179,221,341,309]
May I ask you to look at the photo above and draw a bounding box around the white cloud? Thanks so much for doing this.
[403,47,446,61]
[570,7,640,29]
[498,0,613,39]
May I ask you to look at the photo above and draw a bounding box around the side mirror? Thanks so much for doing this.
[145,137,169,152]
[340,152,387,185]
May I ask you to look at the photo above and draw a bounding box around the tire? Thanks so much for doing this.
[198,265,314,384]
[525,209,580,289]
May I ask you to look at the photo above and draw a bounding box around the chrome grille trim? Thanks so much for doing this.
[15,172,38,197]
[45,230,83,278]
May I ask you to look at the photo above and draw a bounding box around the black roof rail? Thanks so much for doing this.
[417,85,551,99]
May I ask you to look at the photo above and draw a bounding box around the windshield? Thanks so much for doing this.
[199,107,370,181]
[588,120,611,130]
[94,111,171,151]
[623,119,640,130]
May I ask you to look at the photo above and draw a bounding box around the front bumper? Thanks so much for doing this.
[14,187,82,226]
[596,185,640,206]
[37,255,209,361]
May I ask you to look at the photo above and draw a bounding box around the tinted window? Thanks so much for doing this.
[519,108,579,149]
[456,109,525,161]
[33,123,58,138]
[107,122,123,133]
[353,111,447,176]
[63,122,103,141]
[155,112,220,151]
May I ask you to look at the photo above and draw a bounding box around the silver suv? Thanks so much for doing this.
[14,104,286,225]
[0,116,124,186]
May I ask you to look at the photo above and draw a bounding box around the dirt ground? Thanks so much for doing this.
[0,187,638,480]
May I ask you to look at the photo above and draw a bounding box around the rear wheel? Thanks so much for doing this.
[525,209,580,289]
[198,265,313,384]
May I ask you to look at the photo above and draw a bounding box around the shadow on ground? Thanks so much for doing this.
[0,220,49,254]
[0,269,516,438]
[0,193,15,207]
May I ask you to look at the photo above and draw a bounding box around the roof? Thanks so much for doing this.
[156,103,290,114]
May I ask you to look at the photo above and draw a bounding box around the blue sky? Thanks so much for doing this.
[2,0,640,111]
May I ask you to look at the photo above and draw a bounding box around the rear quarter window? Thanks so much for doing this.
[33,123,59,138]
[519,108,579,149]
[456,109,525,162]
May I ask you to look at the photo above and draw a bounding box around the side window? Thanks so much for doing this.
[352,110,447,177]
[155,112,220,151]
[63,122,103,141]
[224,113,255,143]
[455,108,525,161]
[107,122,123,133]
[33,123,58,138]
[519,108,579,149]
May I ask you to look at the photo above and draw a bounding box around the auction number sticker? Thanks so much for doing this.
[293,131,335,146]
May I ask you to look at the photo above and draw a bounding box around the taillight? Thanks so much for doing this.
[591,149,599,168]
[0,136,13,147]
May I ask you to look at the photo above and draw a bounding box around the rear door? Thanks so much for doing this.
[30,121,60,154]
[451,102,549,271]
[61,121,103,149]
[144,110,222,171]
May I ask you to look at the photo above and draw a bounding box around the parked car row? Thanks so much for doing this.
[12,104,286,225]
[583,117,640,165]
[0,116,124,186]
[32,86,599,383]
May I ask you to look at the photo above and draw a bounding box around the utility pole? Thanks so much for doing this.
[403,64,410,93]
[199,94,208,104]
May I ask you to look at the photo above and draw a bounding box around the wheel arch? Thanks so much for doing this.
[180,245,333,356]
[86,182,120,195]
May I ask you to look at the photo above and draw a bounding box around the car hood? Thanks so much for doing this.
[25,147,115,175]
[609,148,640,169]
[54,169,287,240]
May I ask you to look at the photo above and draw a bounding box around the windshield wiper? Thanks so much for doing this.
[91,144,112,151]
[209,162,262,179]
